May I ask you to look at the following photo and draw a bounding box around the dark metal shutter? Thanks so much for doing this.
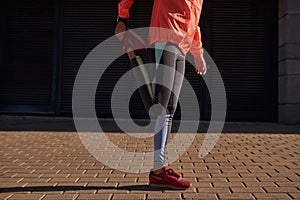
[0,0,54,111]
[61,0,210,120]
[127,1,153,119]
[210,0,277,121]
[61,0,130,117]
[61,0,277,122]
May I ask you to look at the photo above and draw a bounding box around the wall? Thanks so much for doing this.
[279,0,300,124]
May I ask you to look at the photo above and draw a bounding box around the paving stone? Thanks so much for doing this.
[182,192,218,200]
[41,194,79,200]
[252,193,292,200]
[0,129,299,200]
[147,193,181,200]
[217,192,255,200]
[75,193,112,200]
[111,193,146,200]
[6,193,46,200]
[0,193,13,200]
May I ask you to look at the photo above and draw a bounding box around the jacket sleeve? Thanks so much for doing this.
[118,0,135,19]
[189,26,204,58]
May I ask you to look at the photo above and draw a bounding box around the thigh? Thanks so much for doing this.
[167,55,185,114]
[155,45,178,109]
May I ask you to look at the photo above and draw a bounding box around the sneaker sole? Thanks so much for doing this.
[149,183,190,190]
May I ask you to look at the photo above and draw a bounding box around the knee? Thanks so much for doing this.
[148,103,166,118]
[167,105,176,116]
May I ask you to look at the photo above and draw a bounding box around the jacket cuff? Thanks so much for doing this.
[118,3,130,19]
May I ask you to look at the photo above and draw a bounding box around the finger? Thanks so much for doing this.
[196,69,202,75]
[196,67,206,75]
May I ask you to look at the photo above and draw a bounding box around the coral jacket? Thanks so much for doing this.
[118,0,204,58]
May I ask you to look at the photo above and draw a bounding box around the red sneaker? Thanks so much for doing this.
[149,166,191,189]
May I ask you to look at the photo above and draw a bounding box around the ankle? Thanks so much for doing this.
[152,163,165,174]
[152,168,164,174]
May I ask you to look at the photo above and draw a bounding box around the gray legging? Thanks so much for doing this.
[130,42,186,165]
[151,43,186,165]
[129,42,185,116]
[148,43,185,116]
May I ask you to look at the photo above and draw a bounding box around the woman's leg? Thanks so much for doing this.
[129,58,153,111]
[152,44,185,170]
[153,111,173,170]
[167,49,185,116]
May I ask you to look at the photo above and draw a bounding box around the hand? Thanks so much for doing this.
[195,55,207,75]
[115,21,127,41]
[114,21,136,60]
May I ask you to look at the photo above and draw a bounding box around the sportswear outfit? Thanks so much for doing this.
[118,0,204,189]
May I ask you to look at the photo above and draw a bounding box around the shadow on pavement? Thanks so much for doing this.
[0,115,300,134]
[0,185,166,193]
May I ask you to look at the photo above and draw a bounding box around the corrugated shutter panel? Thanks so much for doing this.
[127,1,153,119]
[61,0,277,122]
[0,0,54,106]
[210,0,276,121]
[62,0,130,117]
[61,0,206,120]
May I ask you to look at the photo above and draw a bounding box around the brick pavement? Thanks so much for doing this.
[0,124,299,200]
